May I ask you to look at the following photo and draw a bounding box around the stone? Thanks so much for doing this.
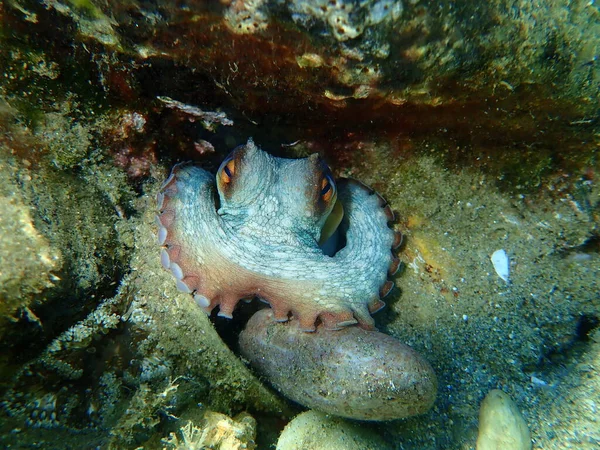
[276,410,390,450]
[476,389,531,450]
[239,309,437,421]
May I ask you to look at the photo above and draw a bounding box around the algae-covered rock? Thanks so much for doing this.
[0,103,135,391]
[5,0,600,177]
[0,155,61,335]
[276,410,390,450]
[10,0,600,112]
[476,389,531,450]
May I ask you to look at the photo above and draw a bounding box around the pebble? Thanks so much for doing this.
[239,309,437,421]
[276,410,390,450]
[476,389,531,450]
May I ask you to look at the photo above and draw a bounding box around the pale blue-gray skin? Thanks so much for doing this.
[156,139,400,331]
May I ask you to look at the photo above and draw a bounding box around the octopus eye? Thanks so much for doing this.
[219,157,236,184]
[320,175,335,203]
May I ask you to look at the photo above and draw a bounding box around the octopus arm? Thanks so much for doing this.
[157,165,228,305]
[324,179,397,327]
[267,179,398,331]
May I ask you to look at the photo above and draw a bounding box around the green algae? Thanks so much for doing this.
[66,0,105,19]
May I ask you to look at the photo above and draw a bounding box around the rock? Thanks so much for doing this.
[239,309,437,421]
[0,158,61,329]
[276,410,390,450]
[476,389,531,450]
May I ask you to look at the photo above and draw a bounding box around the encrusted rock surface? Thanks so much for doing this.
[4,0,599,163]
[276,410,390,450]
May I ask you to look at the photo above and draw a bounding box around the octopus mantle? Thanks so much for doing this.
[156,139,400,331]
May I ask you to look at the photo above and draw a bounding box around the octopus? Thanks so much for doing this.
[156,139,401,331]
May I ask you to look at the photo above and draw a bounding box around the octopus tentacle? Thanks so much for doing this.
[325,178,399,327]
[157,164,222,313]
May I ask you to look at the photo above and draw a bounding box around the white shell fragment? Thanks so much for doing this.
[491,249,510,282]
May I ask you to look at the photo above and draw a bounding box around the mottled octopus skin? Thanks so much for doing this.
[156,139,400,331]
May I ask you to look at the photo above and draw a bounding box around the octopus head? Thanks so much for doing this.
[215,139,342,244]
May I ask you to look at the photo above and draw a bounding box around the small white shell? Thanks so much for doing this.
[491,249,510,282]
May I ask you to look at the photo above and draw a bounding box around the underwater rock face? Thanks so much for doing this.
[239,309,437,421]
[476,390,531,450]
